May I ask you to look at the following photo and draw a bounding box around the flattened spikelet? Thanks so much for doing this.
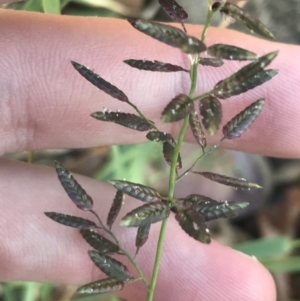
[212,2,275,40]
[127,19,206,54]
[71,61,129,102]
[146,131,175,144]
[189,110,206,152]
[55,161,93,210]
[199,96,222,135]
[222,99,265,139]
[109,180,161,203]
[198,57,224,67]
[161,94,193,122]
[158,0,188,22]
[135,223,151,255]
[207,43,257,61]
[120,201,170,227]
[163,141,182,169]
[124,59,188,73]
[80,229,120,254]
[89,250,129,281]
[107,190,124,229]
[214,69,278,99]
[183,195,249,221]
[147,131,182,168]
[214,51,278,99]
[193,172,262,190]
[175,209,210,243]
[76,278,124,295]
[45,212,96,229]
[91,111,153,131]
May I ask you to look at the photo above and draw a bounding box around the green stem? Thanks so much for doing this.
[181,22,187,33]
[128,277,143,283]
[27,151,34,164]
[118,245,149,287]
[146,3,215,300]
[192,89,214,101]
[146,55,200,301]
[90,210,149,286]
[176,136,225,182]
[201,0,214,42]
[90,209,105,228]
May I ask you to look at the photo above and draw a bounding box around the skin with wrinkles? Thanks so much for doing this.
[0,11,299,158]
[0,1,295,300]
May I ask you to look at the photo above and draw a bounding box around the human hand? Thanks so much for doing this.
[1,1,299,300]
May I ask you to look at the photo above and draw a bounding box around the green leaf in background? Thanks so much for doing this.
[235,236,300,273]
[96,143,161,184]
[42,0,61,14]
[22,0,43,12]
[61,0,71,9]
[261,257,300,273]
[62,0,127,17]
[234,236,291,260]
[62,4,118,17]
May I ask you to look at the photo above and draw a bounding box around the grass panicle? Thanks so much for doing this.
[45,2,278,300]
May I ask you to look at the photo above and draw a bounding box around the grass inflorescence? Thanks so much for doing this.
[45,1,278,300]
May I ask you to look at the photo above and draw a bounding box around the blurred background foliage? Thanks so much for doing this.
[1,0,300,300]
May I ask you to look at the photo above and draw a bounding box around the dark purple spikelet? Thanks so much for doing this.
[161,94,193,122]
[127,19,206,54]
[163,140,182,169]
[207,43,257,61]
[222,98,265,139]
[158,0,188,22]
[80,229,120,254]
[135,223,151,255]
[146,131,175,144]
[214,51,278,99]
[76,278,124,295]
[71,61,129,102]
[212,2,275,40]
[107,190,124,229]
[109,180,162,203]
[199,96,222,135]
[193,171,262,189]
[198,57,224,67]
[189,109,206,152]
[89,250,130,281]
[120,201,170,227]
[91,111,153,132]
[45,212,96,229]
[124,59,188,73]
[55,161,93,211]
[175,208,211,243]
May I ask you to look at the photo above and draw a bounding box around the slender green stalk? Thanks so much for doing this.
[91,210,149,286]
[146,2,214,300]
[201,0,214,42]
[146,111,191,301]
[91,209,105,228]
[27,151,34,164]
[127,100,159,131]
[176,137,225,182]
[128,277,143,283]
[118,245,149,287]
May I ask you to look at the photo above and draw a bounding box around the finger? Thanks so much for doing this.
[0,159,275,301]
[0,10,298,158]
